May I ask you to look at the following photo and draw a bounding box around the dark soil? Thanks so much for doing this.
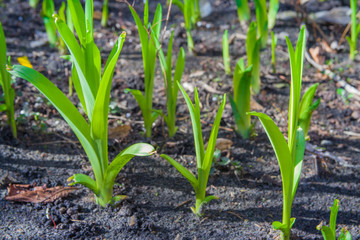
[0,0,359,239]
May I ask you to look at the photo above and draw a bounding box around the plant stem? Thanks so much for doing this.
[186,30,194,54]
[101,0,109,27]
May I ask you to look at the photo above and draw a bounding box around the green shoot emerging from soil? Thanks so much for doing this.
[254,0,268,49]
[29,0,39,8]
[8,0,155,207]
[172,0,200,53]
[101,0,108,27]
[161,84,226,216]
[42,0,57,47]
[222,30,231,75]
[235,0,250,24]
[317,199,352,240]
[126,1,162,138]
[229,58,252,139]
[246,21,261,94]
[153,31,186,137]
[0,22,17,138]
[248,26,311,240]
[268,0,279,30]
[271,31,277,73]
[347,0,360,60]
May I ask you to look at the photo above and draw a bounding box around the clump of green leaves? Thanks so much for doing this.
[222,30,231,75]
[246,22,261,94]
[235,0,250,24]
[101,0,108,27]
[161,84,226,216]
[9,0,154,207]
[229,58,253,139]
[249,26,318,240]
[172,0,200,53]
[0,22,16,138]
[317,199,352,240]
[347,0,360,60]
[153,31,186,137]
[126,1,162,138]
[271,31,277,73]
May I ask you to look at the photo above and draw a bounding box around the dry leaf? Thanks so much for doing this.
[108,124,131,139]
[206,138,233,151]
[250,96,264,110]
[5,184,77,203]
[321,39,336,53]
[309,47,325,65]
[93,11,102,20]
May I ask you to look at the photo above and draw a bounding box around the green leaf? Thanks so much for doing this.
[223,30,231,75]
[178,84,205,166]
[291,127,305,203]
[246,22,257,65]
[268,0,279,29]
[0,104,7,111]
[235,0,250,22]
[329,199,340,235]
[68,173,99,195]
[248,112,292,207]
[55,17,95,119]
[105,143,155,189]
[8,65,103,183]
[202,195,218,205]
[299,83,320,137]
[171,0,184,13]
[339,228,352,240]
[160,153,199,190]
[321,226,335,240]
[126,89,145,114]
[67,0,86,45]
[272,221,287,231]
[254,0,268,48]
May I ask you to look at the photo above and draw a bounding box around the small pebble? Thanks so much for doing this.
[321,140,333,146]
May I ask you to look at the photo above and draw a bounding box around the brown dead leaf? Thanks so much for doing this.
[5,184,77,203]
[108,124,131,139]
[309,46,325,65]
[321,39,336,53]
[93,11,102,20]
[250,96,264,110]
[214,138,233,151]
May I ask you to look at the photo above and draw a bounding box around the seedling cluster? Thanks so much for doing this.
[0,0,356,239]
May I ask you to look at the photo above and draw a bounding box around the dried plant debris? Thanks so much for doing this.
[5,184,77,203]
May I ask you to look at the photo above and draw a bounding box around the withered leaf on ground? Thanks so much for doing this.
[5,184,77,203]
[108,124,131,139]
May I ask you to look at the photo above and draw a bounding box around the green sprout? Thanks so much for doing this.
[172,0,200,53]
[235,0,250,24]
[153,31,186,137]
[271,31,277,73]
[317,199,352,240]
[248,26,317,240]
[8,0,155,207]
[254,0,268,49]
[246,21,261,94]
[42,0,57,47]
[29,0,39,8]
[126,1,162,138]
[161,84,226,216]
[229,58,252,139]
[101,0,109,27]
[346,0,360,60]
[222,30,231,75]
[268,0,279,30]
[0,22,17,138]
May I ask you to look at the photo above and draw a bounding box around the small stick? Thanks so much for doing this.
[175,199,192,209]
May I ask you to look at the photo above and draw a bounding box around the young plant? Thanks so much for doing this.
[0,22,16,138]
[229,58,252,139]
[248,26,311,240]
[268,0,279,30]
[346,0,360,60]
[161,84,226,216]
[222,30,231,75]
[299,83,320,140]
[317,199,352,240]
[153,31,186,137]
[235,0,250,24]
[101,0,109,27]
[246,22,261,94]
[126,1,162,138]
[8,0,154,207]
[41,0,57,47]
[254,0,268,49]
[172,0,199,53]
[271,31,277,73]
[29,0,40,8]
